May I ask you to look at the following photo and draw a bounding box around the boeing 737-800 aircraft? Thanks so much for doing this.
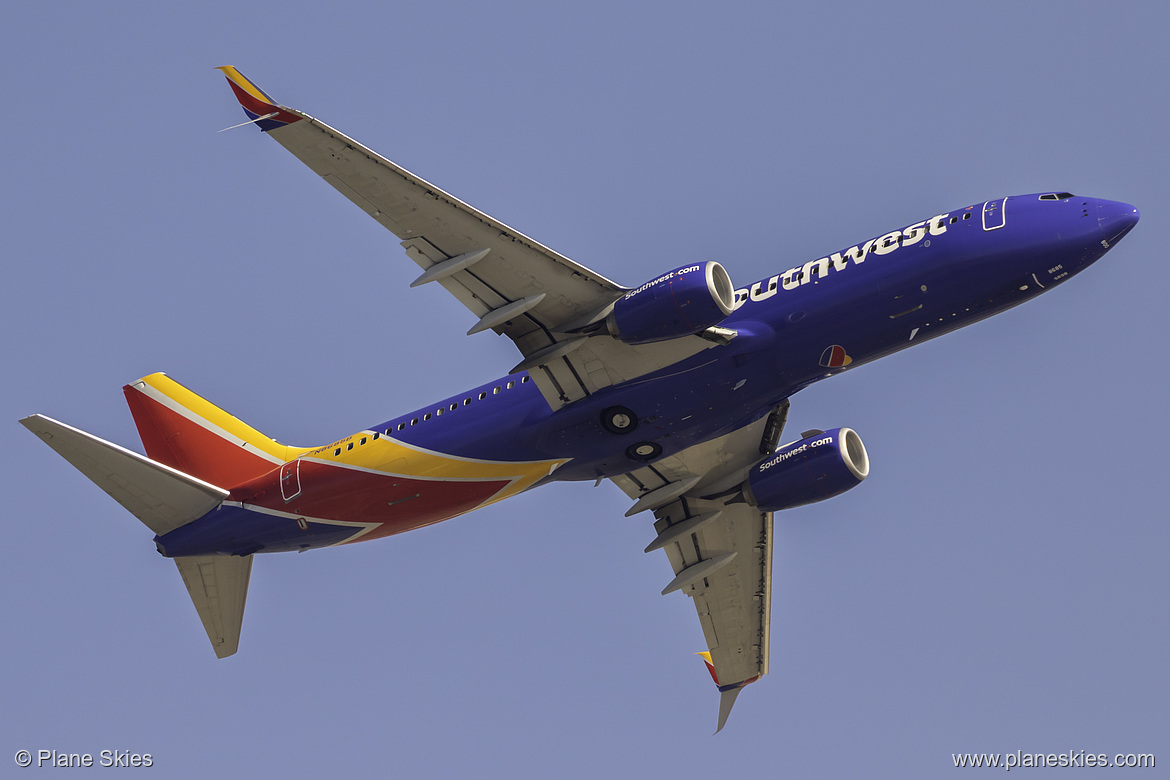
[21,67,1140,731]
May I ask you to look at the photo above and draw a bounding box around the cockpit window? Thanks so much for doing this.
[1039,192,1076,200]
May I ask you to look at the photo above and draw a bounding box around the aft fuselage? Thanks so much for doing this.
[154,194,1138,557]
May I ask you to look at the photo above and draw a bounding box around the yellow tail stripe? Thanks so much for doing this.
[215,66,277,106]
[136,372,311,463]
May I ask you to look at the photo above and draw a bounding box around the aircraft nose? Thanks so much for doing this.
[1098,200,1140,245]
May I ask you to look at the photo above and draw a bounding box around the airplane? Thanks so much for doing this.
[20,67,1140,732]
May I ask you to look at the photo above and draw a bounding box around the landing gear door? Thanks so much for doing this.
[280,459,302,502]
[982,198,1007,231]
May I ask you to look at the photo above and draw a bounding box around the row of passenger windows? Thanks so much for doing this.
[331,375,531,455]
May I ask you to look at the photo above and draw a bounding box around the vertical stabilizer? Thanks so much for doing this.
[123,373,310,489]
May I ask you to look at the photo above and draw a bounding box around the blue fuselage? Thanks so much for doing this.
[376,194,1138,481]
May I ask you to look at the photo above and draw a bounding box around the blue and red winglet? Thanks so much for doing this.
[216,66,302,132]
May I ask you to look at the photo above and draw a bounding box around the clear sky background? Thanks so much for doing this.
[2,2,1166,777]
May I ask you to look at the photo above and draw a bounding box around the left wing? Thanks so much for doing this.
[217,67,718,408]
[611,401,788,732]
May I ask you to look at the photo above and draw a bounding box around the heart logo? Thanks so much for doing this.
[819,345,852,368]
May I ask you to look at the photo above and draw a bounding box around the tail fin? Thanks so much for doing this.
[21,413,253,658]
[124,373,308,489]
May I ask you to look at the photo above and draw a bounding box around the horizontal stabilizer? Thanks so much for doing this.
[20,414,228,536]
[175,555,253,658]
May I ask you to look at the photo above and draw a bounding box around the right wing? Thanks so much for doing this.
[611,401,788,732]
[217,67,719,409]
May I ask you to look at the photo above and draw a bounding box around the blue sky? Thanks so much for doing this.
[3,2,1166,777]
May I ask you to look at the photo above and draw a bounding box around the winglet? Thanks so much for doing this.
[216,66,303,132]
[715,688,743,734]
[697,651,760,733]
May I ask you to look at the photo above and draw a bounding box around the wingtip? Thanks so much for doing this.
[714,687,742,734]
[215,66,302,131]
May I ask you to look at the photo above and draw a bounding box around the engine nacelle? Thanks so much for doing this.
[744,428,869,512]
[607,261,735,345]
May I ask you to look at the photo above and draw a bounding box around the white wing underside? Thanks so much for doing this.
[611,402,787,695]
[263,113,717,409]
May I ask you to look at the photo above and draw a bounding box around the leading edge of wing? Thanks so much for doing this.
[214,66,624,293]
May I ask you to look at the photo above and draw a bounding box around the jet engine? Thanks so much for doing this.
[607,262,735,345]
[743,427,869,512]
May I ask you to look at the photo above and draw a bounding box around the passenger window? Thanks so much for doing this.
[436,408,443,416]
[334,448,341,456]
[464,398,471,405]
[346,443,354,451]
[360,437,367,445]
[493,387,500,395]
[507,381,515,389]
[478,392,487,400]
[521,376,529,383]
[963,212,971,220]
[372,433,379,440]
[423,413,431,421]
[450,403,458,411]
[411,418,418,426]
